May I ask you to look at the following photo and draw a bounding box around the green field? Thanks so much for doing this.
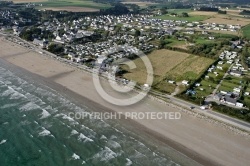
[154,8,209,21]
[242,24,250,40]
[155,14,208,21]
[36,0,110,10]
[167,9,193,14]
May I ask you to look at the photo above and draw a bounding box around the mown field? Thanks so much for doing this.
[242,24,250,40]
[33,0,111,10]
[121,50,214,94]
[121,49,190,85]
[122,1,158,7]
[155,14,209,22]
[165,55,215,81]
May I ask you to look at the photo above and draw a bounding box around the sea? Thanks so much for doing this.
[0,61,196,166]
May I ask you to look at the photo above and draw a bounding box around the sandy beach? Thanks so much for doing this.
[0,36,250,166]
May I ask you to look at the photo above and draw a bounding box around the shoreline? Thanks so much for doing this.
[1,36,250,166]
[0,51,214,166]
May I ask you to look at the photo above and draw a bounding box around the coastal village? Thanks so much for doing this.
[1,2,250,114]
[1,1,250,166]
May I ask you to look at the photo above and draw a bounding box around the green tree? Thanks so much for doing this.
[181,12,189,17]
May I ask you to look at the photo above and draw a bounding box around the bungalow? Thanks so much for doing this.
[218,61,224,65]
[233,87,241,94]
[168,80,175,84]
[202,31,208,35]
[54,36,64,44]
[230,70,242,77]
[67,52,76,61]
[195,83,201,87]
[182,80,189,86]
[217,66,223,70]
[245,92,250,96]
[209,36,215,40]
[236,102,244,108]
[226,60,233,64]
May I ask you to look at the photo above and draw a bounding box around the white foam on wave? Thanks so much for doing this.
[107,140,121,149]
[71,130,79,136]
[132,150,146,159]
[78,133,94,143]
[24,93,46,106]
[40,109,51,119]
[20,102,41,111]
[0,139,7,145]
[55,113,79,125]
[92,147,117,162]
[38,127,54,137]
[100,135,107,140]
[2,87,15,97]
[126,158,133,166]
[72,153,80,160]
[110,135,117,140]
[10,90,27,100]
[81,125,96,136]
[0,103,18,109]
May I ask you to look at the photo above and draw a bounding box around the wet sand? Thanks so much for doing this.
[0,37,250,166]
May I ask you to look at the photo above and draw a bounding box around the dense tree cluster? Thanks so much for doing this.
[100,3,130,15]
[218,10,227,14]
[19,27,54,41]
[48,43,64,55]
[240,10,250,15]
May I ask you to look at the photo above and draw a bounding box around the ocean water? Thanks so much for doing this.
[0,65,184,166]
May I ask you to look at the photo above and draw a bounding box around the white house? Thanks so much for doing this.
[168,80,175,84]
[182,80,189,86]
[230,70,242,77]
[209,36,215,40]
[236,102,243,108]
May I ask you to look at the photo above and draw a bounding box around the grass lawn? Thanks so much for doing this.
[154,14,208,22]
[207,72,218,79]
[246,88,250,92]
[195,86,213,97]
[242,24,250,40]
[221,81,239,89]
[222,63,231,69]
[200,80,217,88]
[195,38,214,44]
[164,38,186,47]
[224,76,243,85]
[35,0,110,10]
[218,86,233,92]
[167,9,193,14]
[154,81,176,94]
